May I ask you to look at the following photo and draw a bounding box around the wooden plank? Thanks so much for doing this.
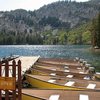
[5,61,9,100]
[0,62,2,100]
[18,60,22,100]
[12,60,16,100]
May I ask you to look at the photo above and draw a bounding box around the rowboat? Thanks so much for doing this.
[35,61,83,70]
[31,66,93,81]
[37,58,81,66]
[34,58,92,74]
[22,89,100,100]
[32,64,88,74]
[25,74,100,91]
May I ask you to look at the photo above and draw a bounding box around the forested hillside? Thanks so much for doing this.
[0,0,100,45]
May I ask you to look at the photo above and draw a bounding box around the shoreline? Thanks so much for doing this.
[89,47,100,53]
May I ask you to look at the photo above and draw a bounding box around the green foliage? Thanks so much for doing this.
[97,13,100,47]
[58,31,67,44]
[39,16,70,28]
[0,0,99,45]
[67,23,91,44]
[41,22,92,45]
[0,32,43,45]
[0,21,92,45]
[82,31,91,44]
[91,13,100,48]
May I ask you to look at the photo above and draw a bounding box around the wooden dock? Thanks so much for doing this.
[1,56,40,77]
[13,56,40,74]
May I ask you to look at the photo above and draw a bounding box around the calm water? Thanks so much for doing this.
[0,45,100,70]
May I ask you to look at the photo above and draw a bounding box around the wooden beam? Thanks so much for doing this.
[18,60,22,100]
[5,61,9,100]
[12,60,16,100]
[0,62,2,100]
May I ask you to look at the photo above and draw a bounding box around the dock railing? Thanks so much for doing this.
[0,60,22,100]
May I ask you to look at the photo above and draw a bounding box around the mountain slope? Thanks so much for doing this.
[0,0,100,44]
[35,1,100,28]
[0,0,100,33]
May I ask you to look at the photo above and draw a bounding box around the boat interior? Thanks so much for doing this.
[22,89,100,100]
[26,74,100,90]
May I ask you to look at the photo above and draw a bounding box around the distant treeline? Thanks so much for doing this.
[91,13,100,48]
[0,0,100,45]
[0,13,99,45]
[0,23,91,45]
[0,32,43,45]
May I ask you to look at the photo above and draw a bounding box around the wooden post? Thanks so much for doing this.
[0,62,1,100]
[0,59,22,100]
[18,60,22,100]
[5,61,9,100]
[12,60,16,100]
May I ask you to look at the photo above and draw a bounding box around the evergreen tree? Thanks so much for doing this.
[91,13,100,48]
[91,18,98,47]
[97,13,100,47]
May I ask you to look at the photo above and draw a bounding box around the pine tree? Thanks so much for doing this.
[91,18,98,47]
[91,13,100,48]
[97,13,100,47]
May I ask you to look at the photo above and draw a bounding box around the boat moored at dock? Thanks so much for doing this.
[22,89,100,100]
[31,66,94,81]
[25,74,100,91]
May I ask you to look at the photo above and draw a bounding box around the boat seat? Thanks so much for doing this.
[64,66,69,69]
[77,67,81,70]
[96,72,100,75]
[51,69,57,71]
[50,73,56,76]
[83,76,90,80]
[64,64,69,66]
[79,72,84,74]
[66,75,73,78]
[49,94,60,100]
[64,81,75,86]
[79,94,89,100]
[48,79,56,83]
[87,83,96,89]
[64,69,70,72]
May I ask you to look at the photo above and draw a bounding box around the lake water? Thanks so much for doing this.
[0,45,100,71]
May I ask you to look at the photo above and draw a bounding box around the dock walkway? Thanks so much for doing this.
[13,56,40,74]
[1,56,40,77]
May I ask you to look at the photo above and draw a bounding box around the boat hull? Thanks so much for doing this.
[22,93,42,100]
[31,69,47,75]
[26,75,85,90]
[21,89,100,100]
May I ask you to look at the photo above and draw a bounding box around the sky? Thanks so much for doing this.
[0,0,89,11]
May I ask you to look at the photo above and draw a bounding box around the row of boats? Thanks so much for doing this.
[21,57,100,100]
